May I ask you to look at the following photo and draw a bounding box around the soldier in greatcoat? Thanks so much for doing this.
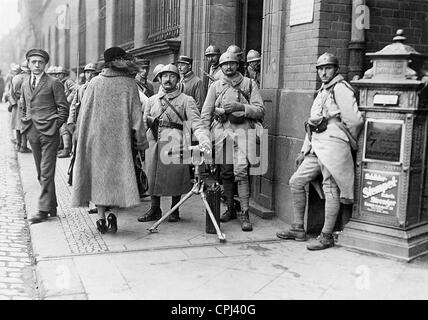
[137,64,211,223]
[177,55,205,112]
[276,53,364,250]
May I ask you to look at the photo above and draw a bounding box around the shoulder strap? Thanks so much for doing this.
[160,97,184,123]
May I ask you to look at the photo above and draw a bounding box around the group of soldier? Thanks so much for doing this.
[6,42,364,251]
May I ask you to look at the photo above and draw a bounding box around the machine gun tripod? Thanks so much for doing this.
[148,146,226,243]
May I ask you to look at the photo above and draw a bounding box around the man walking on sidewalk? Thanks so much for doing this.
[276,53,364,250]
[21,49,69,224]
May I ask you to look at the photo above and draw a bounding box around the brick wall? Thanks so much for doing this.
[364,0,428,69]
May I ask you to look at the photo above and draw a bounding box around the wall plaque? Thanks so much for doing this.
[361,169,399,216]
[290,0,314,26]
[373,94,399,106]
[363,119,404,163]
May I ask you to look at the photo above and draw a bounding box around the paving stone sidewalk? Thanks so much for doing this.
[0,104,38,300]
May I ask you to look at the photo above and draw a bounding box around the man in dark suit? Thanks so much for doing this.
[21,49,69,224]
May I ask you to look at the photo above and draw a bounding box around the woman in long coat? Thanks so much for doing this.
[72,47,149,234]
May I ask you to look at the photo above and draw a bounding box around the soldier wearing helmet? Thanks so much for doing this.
[201,51,265,232]
[245,49,261,87]
[205,45,222,87]
[176,55,205,111]
[137,64,211,224]
[226,45,246,75]
[277,52,364,251]
[67,63,98,136]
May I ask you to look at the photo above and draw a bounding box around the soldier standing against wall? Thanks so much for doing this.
[276,53,364,250]
[205,45,222,87]
[245,50,261,87]
[201,52,265,232]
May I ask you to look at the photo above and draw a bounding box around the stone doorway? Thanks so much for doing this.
[238,0,263,57]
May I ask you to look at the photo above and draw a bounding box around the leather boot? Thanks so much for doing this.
[138,207,162,222]
[58,134,71,158]
[276,224,307,241]
[168,209,180,223]
[220,206,237,223]
[239,210,253,232]
[307,232,335,251]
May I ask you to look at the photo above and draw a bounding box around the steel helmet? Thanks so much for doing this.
[46,66,56,75]
[157,64,180,79]
[219,52,240,66]
[316,53,339,68]
[247,50,261,63]
[227,45,243,55]
[84,63,97,72]
[152,64,165,82]
[56,66,69,74]
[20,60,29,72]
[205,45,221,56]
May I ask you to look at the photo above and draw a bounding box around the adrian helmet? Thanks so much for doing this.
[246,50,261,63]
[157,64,180,79]
[152,64,165,83]
[56,66,69,74]
[219,52,240,66]
[84,63,97,72]
[205,45,221,57]
[46,66,56,75]
[316,53,339,68]
[227,45,244,60]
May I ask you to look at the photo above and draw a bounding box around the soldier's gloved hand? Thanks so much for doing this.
[295,152,305,169]
[223,102,245,114]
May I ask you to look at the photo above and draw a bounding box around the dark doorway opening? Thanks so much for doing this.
[238,0,263,56]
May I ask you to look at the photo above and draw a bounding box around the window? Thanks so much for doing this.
[98,0,106,57]
[78,0,86,66]
[113,0,135,49]
[148,0,180,43]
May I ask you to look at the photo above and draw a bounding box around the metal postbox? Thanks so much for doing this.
[339,30,428,261]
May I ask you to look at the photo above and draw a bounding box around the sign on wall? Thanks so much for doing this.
[361,169,400,216]
[290,0,315,26]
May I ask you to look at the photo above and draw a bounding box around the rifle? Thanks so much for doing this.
[199,68,216,82]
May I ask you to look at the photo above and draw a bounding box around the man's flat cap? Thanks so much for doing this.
[176,56,193,65]
[26,49,50,63]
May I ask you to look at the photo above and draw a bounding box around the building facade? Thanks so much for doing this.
[16,0,428,224]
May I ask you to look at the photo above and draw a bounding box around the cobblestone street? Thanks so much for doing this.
[0,103,38,300]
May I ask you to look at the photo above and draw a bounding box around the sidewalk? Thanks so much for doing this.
[18,138,428,300]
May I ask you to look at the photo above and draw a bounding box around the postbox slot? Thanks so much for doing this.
[373,94,399,106]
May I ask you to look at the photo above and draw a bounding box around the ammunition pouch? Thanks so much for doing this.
[305,117,328,134]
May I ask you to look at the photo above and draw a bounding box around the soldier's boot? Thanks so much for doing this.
[220,180,236,222]
[58,134,72,158]
[276,224,307,242]
[138,207,162,222]
[220,206,237,223]
[307,232,335,251]
[239,210,253,232]
[168,196,181,223]
[236,179,252,232]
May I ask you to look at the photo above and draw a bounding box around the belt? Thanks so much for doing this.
[158,119,183,131]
